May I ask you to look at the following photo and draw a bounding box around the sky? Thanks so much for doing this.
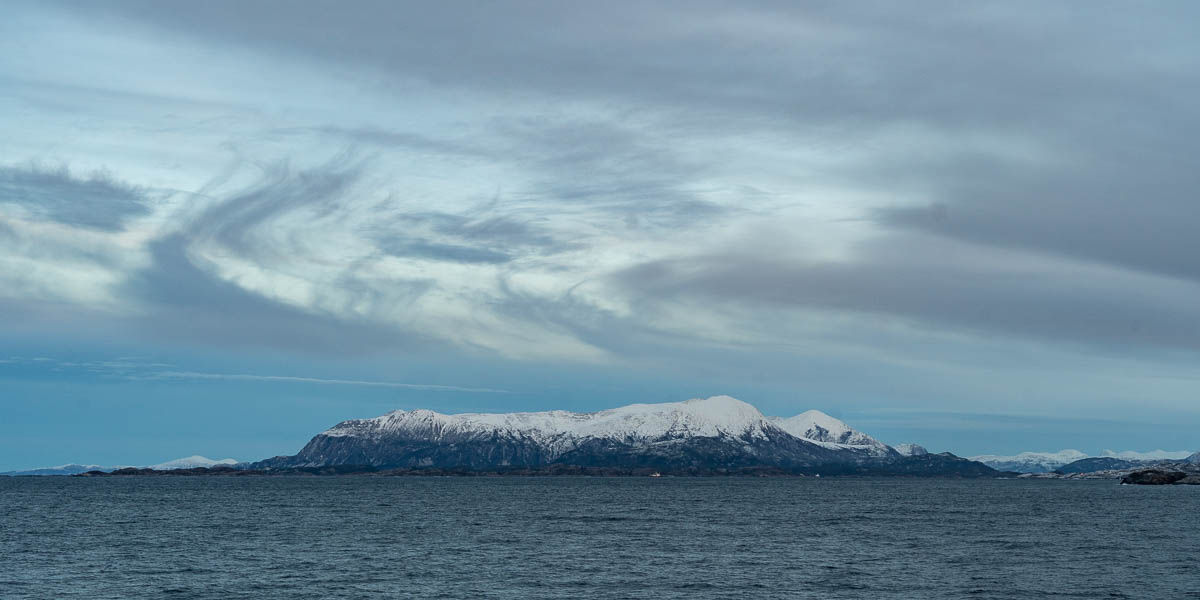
[2,1,1199,470]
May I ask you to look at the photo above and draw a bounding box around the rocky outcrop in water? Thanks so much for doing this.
[1121,470,1188,485]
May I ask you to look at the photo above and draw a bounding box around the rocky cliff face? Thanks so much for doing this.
[249,396,993,476]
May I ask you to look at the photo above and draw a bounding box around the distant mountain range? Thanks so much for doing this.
[970,449,1198,474]
[247,395,993,476]
[1,455,239,476]
[11,399,1194,479]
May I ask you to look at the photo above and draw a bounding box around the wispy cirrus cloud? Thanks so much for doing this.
[0,355,509,393]
[142,371,510,394]
[0,163,154,231]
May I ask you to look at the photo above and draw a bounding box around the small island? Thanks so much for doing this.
[1121,469,1200,485]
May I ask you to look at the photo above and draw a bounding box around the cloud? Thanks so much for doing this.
[377,240,511,265]
[0,354,509,393]
[6,1,1200,462]
[0,164,152,231]
[182,153,365,258]
[299,125,488,159]
[377,210,581,263]
[144,371,510,393]
[874,147,1200,283]
[615,232,1200,353]
[61,2,1198,135]
[119,230,436,355]
[5,0,1200,372]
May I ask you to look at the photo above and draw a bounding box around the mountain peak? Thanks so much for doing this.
[676,394,765,425]
[770,410,877,446]
[684,394,754,409]
[561,395,768,440]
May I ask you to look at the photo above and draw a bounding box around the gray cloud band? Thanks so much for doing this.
[4,0,1200,363]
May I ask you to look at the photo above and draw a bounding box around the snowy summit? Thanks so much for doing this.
[769,410,892,456]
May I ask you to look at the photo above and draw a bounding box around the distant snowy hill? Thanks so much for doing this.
[148,456,239,470]
[2,455,239,476]
[969,450,1089,473]
[0,464,115,476]
[972,449,1198,473]
[250,395,994,476]
[1098,449,1193,461]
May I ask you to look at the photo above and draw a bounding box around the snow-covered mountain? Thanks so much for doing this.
[321,395,777,448]
[969,450,1089,473]
[250,395,998,476]
[258,395,829,469]
[769,410,893,457]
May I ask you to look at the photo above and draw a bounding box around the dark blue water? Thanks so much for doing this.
[1,477,1197,599]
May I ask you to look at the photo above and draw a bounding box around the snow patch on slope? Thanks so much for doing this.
[324,395,776,446]
[894,443,928,456]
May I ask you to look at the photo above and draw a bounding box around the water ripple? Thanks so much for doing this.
[1,477,1198,598]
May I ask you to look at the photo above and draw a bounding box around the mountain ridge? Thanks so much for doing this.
[248,396,993,476]
[971,449,1198,473]
[1,455,240,476]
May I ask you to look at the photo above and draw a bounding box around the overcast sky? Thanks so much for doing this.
[3,1,1199,469]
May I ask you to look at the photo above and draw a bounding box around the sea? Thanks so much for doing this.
[1,477,1197,599]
